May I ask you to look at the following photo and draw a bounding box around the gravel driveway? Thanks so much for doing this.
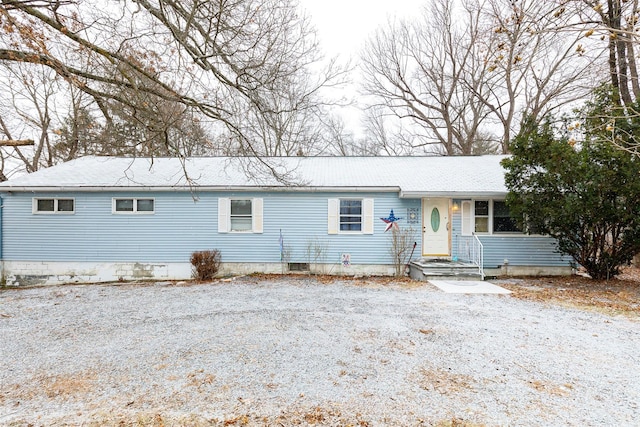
[1,277,638,426]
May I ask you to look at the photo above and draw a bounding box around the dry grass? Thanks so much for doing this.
[185,369,216,392]
[434,420,487,427]
[240,273,426,289]
[526,379,574,397]
[499,266,640,318]
[5,370,97,401]
[417,367,476,395]
[226,270,639,317]
[10,410,485,427]
[76,407,372,426]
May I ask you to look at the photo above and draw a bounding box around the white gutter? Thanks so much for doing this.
[0,186,402,193]
[399,191,508,198]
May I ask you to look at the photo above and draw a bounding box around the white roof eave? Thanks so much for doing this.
[399,191,508,199]
[0,185,403,193]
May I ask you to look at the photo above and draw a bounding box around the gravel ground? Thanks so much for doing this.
[0,277,638,426]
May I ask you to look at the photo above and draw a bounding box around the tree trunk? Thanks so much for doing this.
[626,39,640,99]
[626,0,640,100]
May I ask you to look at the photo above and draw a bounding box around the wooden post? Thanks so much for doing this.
[0,139,34,146]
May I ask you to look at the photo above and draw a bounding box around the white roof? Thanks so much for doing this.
[0,155,509,197]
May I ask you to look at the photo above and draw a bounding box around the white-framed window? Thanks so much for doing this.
[112,198,155,214]
[230,199,252,231]
[340,199,362,231]
[461,200,521,235]
[33,198,75,214]
[218,198,263,233]
[474,200,490,233]
[492,201,521,233]
[328,198,374,234]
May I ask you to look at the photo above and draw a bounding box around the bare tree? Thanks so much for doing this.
[236,72,334,157]
[52,96,215,161]
[51,91,101,162]
[360,108,421,156]
[361,0,497,155]
[558,0,640,106]
[0,0,347,179]
[0,62,62,179]
[361,0,599,154]
[322,115,358,156]
[0,57,216,179]
[479,0,599,151]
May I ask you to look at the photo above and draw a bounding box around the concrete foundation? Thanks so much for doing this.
[0,259,574,287]
[1,260,397,286]
[485,265,574,278]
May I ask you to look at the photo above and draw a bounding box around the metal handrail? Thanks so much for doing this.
[473,233,485,280]
[457,233,485,279]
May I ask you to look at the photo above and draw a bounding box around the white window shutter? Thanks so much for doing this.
[218,197,230,233]
[327,198,339,234]
[461,201,472,235]
[252,198,263,234]
[362,198,374,234]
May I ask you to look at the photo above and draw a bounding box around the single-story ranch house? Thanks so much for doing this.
[0,155,572,286]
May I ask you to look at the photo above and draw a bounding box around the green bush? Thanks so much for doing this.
[502,88,640,279]
[190,250,221,281]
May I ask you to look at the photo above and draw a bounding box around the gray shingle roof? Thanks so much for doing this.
[0,155,509,197]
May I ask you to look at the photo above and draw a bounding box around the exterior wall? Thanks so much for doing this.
[1,190,419,285]
[451,198,572,270]
[476,236,571,269]
[0,191,574,285]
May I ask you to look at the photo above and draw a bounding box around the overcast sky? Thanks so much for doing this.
[300,0,425,58]
[299,1,425,137]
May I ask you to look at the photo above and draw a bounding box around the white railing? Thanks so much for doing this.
[457,233,484,279]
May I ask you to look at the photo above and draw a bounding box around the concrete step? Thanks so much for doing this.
[420,272,483,281]
[419,266,480,274]
[408,260,483,281]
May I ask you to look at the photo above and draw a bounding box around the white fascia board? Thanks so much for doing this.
[1,186,402,193]
[399,191,508,199]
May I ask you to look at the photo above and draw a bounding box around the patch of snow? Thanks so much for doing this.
[0,278,637,425]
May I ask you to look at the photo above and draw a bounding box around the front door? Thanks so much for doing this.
[422,198,450,256]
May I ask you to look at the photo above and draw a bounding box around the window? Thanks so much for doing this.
[113,198,155,214]
[136,199,154,212]
[33,198,74,214]
[474,201,489,233]
[218,198,263,233]
[327,198,374,234]
[493,201,521,233]
[461,200,522,235]
[340,199,362,231]
[230,199,252,231]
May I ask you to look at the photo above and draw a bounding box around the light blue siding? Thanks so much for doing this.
[1,191,420,266]
[477,236,570,268]
[451,199,571,268]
